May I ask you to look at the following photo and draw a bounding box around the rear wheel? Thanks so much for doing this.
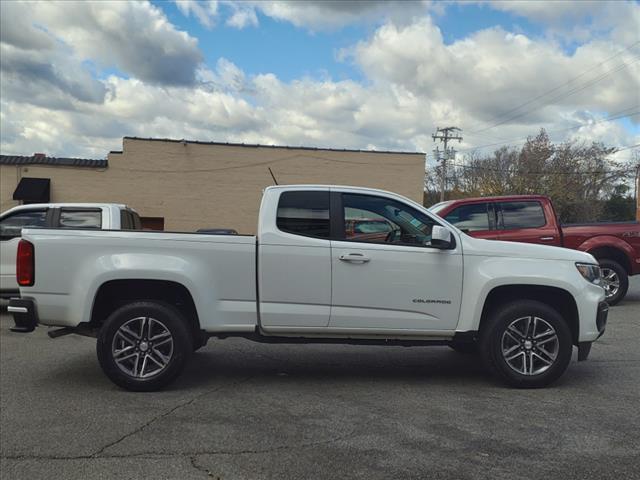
[97,301,193,391]
[479,300,573,388]
[598,259,628,306]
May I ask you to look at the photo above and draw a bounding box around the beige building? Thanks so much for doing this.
[1,137,425,233]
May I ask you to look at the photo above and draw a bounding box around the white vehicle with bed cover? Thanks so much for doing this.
[9,185,608,390]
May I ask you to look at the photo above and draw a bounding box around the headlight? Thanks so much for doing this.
[576,263,601,285]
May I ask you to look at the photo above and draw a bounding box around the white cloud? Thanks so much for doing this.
[344,17,639,152]
[254,0,432,30]
[174,0,219,29]
[225,3,259,29]
[489,0,640,45]
[1,1,203,87]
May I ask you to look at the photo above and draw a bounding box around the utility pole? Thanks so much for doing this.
[432,127,463,202]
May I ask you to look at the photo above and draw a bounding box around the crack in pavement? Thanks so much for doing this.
[90,376,254,458]
[190,455,217,478]
[1,427,358,462]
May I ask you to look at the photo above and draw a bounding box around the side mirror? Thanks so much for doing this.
[431,225,453,249]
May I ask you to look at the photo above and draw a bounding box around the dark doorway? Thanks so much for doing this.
[140,217,164,231]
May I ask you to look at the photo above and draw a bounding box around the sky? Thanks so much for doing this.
[0,0,638,167]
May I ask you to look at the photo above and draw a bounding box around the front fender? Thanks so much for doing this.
[457,255,605,340]
[576,235,634,269]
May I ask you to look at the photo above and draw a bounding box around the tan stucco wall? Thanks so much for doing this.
[1,138,425,233]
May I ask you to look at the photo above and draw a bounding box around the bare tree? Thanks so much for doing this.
[424,129,634,223]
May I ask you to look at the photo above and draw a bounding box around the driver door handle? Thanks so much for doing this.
[339,253,371,263]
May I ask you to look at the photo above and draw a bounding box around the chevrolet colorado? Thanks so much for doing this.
[430,195,640,305]
[9,186,607,391]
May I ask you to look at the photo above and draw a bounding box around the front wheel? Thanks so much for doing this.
[598,259,628,306]
[479,300,573,388]
[97,301,193,391]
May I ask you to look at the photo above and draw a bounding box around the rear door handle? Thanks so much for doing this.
[339,253,370,263]
[540,236,555,241]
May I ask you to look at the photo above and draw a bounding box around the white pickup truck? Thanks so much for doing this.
[9,185,608,391]
[1,203,141,298]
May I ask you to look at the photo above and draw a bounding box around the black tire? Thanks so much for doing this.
[97,301,193,391]
[598,259,628,306]
[479,300,573,388]
[448,342,479,355]
[193,332,209,352]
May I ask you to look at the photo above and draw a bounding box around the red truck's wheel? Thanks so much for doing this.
[97,301,193,391]
[598,259,628,306]
[479,300,573,388]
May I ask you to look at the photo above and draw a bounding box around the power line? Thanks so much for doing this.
[463,105,639,144]
[470,57,638,134]
[446,162,636,176]
[458,109,640,152]
[466,41,639,133]
[615,143,640,153]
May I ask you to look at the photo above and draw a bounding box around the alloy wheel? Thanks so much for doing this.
[501,316,559,376]
[112,316,174,378]
[600,267,620,300]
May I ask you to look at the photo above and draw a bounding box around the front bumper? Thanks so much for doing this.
[8,298,38,333]
[596,301,608,336]
[578,301,608,361]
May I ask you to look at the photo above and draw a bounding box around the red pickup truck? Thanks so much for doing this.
[430,195,640,305]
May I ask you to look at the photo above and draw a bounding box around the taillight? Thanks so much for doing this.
[17,239,34,287]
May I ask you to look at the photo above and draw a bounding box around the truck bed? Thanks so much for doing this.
[20,228,259,331]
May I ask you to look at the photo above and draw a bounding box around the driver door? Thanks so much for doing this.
[329,192,463,333]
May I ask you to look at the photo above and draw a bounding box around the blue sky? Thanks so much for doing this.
[156,1,549,82]
[0,0,638,159]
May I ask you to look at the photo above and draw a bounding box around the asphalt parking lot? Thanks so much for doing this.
[1,280,639,480]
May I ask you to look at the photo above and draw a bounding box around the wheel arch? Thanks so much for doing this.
[586,246,631,274]
[89,279,201,340]
[479,285,580,345]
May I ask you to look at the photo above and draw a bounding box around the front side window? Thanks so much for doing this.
[276,191,330,238]
[499,201,546,229]
[444,203,490,232]
[0,210,48,239]
[342,193,437,247]
[59,209,102,229]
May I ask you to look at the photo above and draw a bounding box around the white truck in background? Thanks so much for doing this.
[9,186,608,391]
[1,203,141,298]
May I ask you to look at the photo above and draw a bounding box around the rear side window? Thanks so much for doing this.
[120,210,141,230]
[499,201,546,229]
[120,210,132,230]
[59,209,102,229]
[0,210,48,239]
[276,191,330,238]
[131,211,142,230]
[444,203,490,231]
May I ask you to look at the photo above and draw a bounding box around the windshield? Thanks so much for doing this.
[428,201,454,215]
